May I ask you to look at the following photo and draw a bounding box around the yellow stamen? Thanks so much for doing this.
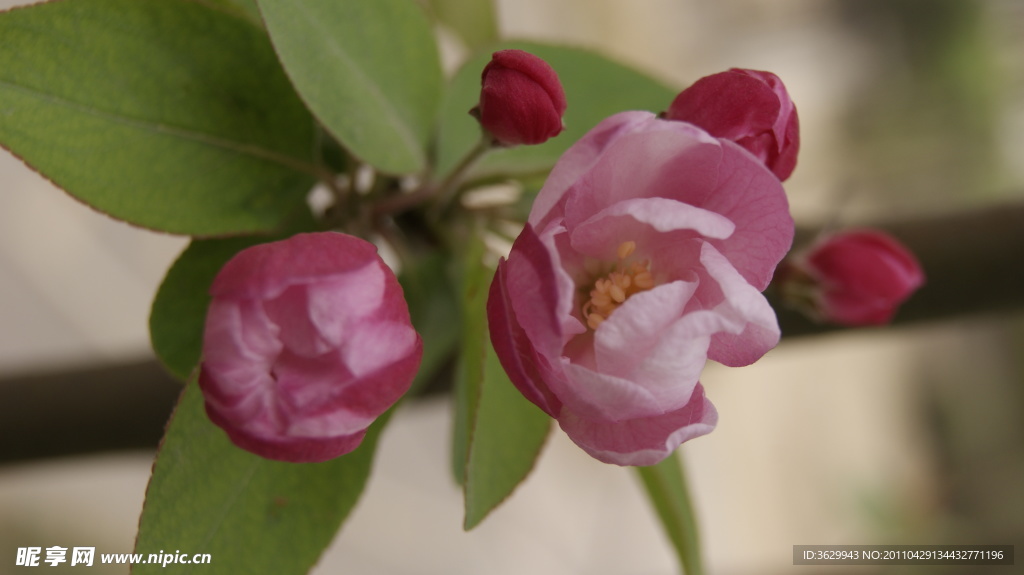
[591,291,612,307]
[609,283,626,303]
[634,271,655,289]
[580,240,655,330]
[617,240,637,260]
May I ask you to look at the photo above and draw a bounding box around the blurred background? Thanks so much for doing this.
[1,0,1022,573]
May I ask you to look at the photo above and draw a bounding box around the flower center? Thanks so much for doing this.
[581,241,655,330]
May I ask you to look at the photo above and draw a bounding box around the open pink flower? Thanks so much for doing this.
[666,68,799,181]
[199,232,422,463]
[472,49,566,146]
[488,111,794,466]
[784,230,924,326]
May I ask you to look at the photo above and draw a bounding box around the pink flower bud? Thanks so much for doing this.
[784,230,924,326]
[471,49,567,146]
[665,68,799,181]
[198,232,422,462]
[488,111,794,466]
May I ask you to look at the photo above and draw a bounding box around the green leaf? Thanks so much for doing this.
[398,250,460,394]
[0,0,319,236]
[134,378,388,575]
[257,0,443,175]
[150,211,316,380]
[635,454,705,575]
[426,0,499,52]
[150,238,269,381]
[463,342,551,529]
[436,42,677,180]
[451,237,490,485]
[204,0,263,26]
[451,235,551,529]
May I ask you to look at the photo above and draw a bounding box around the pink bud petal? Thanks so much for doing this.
[199,232,422,462]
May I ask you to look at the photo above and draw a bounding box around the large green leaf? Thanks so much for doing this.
[0,0,319,236]
[452,235,551,529]
[635,453,705,575]
[257,0,443,175]
[436,42,677,180]
[201,0,262,25]
[134,378,388,575]
[426,0,498,52]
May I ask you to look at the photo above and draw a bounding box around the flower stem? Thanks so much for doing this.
[372,134,493,218]
[430,134,493,211]
[635,452,704,575]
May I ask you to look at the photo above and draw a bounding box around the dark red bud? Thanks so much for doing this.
[786,230,925,326]
[472,49,567,146]
[666,68,799,181]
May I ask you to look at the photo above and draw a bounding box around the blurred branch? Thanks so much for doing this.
[772,200,1024,337]
[0,360,181,465]
[1,201,1023,464]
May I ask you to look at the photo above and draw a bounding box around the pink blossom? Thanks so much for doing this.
[488,111,794,466]
[665,68,799,181]
[199,232,422,463]
[472,49,566,146]
[786,230,924,326]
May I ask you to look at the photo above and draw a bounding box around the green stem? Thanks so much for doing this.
[635,453,704,575]
[430,135,493,212]
[372,134,493,218]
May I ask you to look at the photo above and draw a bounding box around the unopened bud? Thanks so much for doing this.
[666,68,799,181]
[779,230,924,326]
[471,49,566,146]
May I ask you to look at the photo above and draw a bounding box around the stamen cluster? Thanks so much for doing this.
[582,241,655,329]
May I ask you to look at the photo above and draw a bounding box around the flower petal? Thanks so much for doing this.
[503,223,582,360]
[487,231,566,417]
[696,243,781,367]
[558,383,718,466]
[556,120,792,289]
[703,140,794,289]
[200,298,280,409]
[304,261,386,345]
[205,404,368,464]
[563,124,721,231]
[341,320,419,379]
[570,197,735,260]
[530,111,662,230]
[210,232,382,299]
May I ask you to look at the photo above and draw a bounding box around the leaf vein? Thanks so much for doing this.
[0,79,320,176]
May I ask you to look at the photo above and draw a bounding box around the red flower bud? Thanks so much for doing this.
[666,68,799,181]
[472,49,566,146]
[782,230,924,326]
